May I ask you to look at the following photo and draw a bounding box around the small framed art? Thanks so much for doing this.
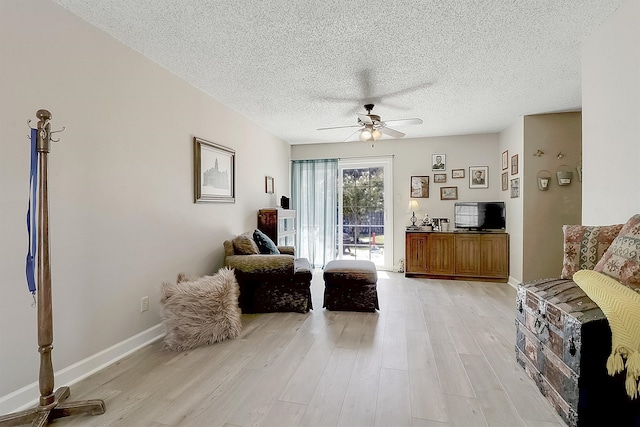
[511,154,519,175]
[469,166,488,189]
[411,176,429,198]
[265,176,274,194]
[501,171,508,191]
[194,137,235,203]
[452,168,465,179]
[432,154,446,171]
[434,173,446,183]
[440,186,458,200]
[502,150,508,170]
[511,178,520,198]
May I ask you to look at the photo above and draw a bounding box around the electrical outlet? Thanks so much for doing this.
[140,296,149,313]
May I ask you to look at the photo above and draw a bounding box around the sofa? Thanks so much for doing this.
[223,231,312,313]
[515,214,640,427]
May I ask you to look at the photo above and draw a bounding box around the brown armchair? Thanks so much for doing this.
[223,233,312,313]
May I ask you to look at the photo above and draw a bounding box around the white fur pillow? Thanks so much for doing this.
[160,267,242,351]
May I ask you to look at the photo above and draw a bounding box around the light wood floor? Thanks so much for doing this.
[54,271,567,427]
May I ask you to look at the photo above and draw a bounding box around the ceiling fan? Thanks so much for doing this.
[317,104,423,142]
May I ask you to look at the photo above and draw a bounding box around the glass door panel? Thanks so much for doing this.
[338,158,393,270]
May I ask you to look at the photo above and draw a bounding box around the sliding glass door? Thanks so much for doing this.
[338,157,393,270]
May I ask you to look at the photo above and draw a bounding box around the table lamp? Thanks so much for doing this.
[407,200,420,227]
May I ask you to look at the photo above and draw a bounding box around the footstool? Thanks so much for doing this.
[323,260,379,312]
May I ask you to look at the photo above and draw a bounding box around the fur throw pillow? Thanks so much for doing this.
[160,267,242,351]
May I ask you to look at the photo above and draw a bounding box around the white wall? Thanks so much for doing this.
[499,118,524,283]
[291,134,502,271]
[582,0,640,223]
[0,0,290,410]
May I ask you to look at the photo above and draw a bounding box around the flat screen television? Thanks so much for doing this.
[454,201,506,230]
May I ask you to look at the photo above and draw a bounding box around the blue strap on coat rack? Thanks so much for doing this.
[26,127,38,296]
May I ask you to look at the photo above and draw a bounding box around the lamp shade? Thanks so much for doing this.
[407,200,420,212]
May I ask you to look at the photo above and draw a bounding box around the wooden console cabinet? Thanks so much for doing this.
[258,208,296,248]
[405,231,509,282]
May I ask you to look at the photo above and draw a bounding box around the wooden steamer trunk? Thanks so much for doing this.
[515,278,640,427]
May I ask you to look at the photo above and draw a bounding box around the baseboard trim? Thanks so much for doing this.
[0,323,165,415]
[507,276,520,289]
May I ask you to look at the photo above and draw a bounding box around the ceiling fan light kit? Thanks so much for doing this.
[359,125,382,142]
[318,103,423,142]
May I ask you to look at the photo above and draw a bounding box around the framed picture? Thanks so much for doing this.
[440,186,458,200]
[411,176,429,198]
[265,176,274,194]
[469,166,489,189]
[432,154,446,171]
[433,173,446,183]
[511,154,519,175]
[452,168,465,179]
[193,137,235,203]
[511,178,520,198]
[501,171,508,191]
[502,150,509,170]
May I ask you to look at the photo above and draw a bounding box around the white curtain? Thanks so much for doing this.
[291,159,338,268]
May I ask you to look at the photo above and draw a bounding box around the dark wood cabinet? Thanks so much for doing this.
[405,231,509,282]
[257,208,296,248]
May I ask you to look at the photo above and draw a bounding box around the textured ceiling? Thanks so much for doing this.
[53,0,624,145]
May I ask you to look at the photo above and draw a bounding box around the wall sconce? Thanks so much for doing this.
[533,149,544,157]
[557,151,565,159]
[537,170,552,191]
[556,166,573,186]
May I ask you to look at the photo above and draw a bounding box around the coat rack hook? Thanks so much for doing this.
[50,126,66,142]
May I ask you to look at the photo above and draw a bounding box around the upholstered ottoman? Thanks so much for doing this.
[323,260,379,312]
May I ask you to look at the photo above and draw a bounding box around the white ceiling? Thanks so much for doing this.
[53,0,625,145]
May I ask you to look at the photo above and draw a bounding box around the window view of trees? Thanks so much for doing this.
[341,167,385,263]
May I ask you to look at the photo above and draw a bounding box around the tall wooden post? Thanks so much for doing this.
[0,110,106,426]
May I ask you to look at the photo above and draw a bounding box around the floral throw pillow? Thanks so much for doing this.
[594,214,640,291]
[561,223,623,279]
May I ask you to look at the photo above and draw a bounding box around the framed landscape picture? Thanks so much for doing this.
[440,186,458,200]
[433,173,446,183]
[194,137,235,203]
[452,169,465,179]
[469,166,489,189]
[411,176,429,198]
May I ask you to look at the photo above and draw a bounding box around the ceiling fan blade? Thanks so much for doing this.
[357,114,373,124]
[344,129,361,142]
[384,118,423,127]
[380,127,405,138]
[317,124,362,131]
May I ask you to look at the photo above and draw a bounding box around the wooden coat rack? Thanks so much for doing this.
[0,110,105,426]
